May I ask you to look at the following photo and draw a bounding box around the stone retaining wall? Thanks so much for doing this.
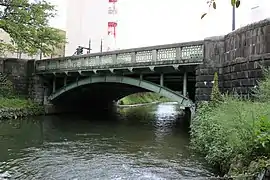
[0,58,35,97]
[222,53,270,97]
[0,58,45,104]
[195,19,270,102]
[195,36,224,101]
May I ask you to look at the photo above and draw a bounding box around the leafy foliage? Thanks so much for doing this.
[191,97,270,174]
[119,92,170,105]
[190,70,270,175]
[253,67,270,102]
[0,73,14,98]
[0,75,44,119]
[201,0,241,19]
[0,0,66,56]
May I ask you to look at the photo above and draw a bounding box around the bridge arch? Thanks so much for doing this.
[48,75,194,108]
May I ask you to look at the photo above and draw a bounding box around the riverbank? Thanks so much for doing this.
[0,97,44,120]
[118,92,170,105]
[0,75,44,120]
[190,71,270,178]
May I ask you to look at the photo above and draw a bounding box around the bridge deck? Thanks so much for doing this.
[35,41,204,74]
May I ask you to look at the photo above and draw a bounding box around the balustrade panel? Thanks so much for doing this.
[157,48,177,61]
[116,53,132,64]
[181,45,203,59]
[135,51,152,62]
[100,55,113,65]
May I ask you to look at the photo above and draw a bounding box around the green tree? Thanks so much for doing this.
[201,0,241,19]
[210,72,223,104]
[0,0,66,56]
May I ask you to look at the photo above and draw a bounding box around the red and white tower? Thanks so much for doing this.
[107,0,118,51]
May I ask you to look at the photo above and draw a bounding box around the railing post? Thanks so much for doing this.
[152,50,157,62]
[183,71,187,97]
[131,52,136,63]
[160,73,164,86]
[81,57,85,68]
[112,54,117,64]
[140,74,143,80]
[176,47,182,60]
[95,56,100,66]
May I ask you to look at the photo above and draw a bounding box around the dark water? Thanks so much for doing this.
[0,103,214,180]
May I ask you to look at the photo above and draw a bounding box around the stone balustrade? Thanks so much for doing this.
[35,41,204,72]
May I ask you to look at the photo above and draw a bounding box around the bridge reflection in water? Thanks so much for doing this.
[0,103,216,179]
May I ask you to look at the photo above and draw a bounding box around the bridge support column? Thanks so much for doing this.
[53,77,56,93]
[183,72,187,97]
[64,76,67,86]
[160,73,164,86]
[43,87,50,105]
[140,74,143,80]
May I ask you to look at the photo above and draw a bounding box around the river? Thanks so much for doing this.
[0,103,215,179]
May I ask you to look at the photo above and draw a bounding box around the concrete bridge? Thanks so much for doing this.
[35,41,203,114]
[1,19,270,115]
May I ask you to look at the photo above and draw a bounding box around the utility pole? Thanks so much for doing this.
[87,39,91,54]
[232,5,236,31]
[100,39,103,52]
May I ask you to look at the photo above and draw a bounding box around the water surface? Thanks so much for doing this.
[0,103,214,179]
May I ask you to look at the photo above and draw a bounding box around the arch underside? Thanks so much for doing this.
[48,75,194,108]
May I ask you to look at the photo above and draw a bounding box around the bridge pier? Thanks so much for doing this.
[52,76,56,93]
[140,74,143,80]
[64,76,67,86]
[183,72,187,97]
[43,87,50,105]
[160,73,164,86]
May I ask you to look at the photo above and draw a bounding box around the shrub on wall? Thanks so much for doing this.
[0,73,14,98]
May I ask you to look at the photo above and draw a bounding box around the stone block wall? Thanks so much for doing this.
[222,54,270,97]
[0,58,44,104]
[195,36,225,101]
[195,19,270,102]
[28,74,45,105]
[224,19,270,60]
[0,58,33,96]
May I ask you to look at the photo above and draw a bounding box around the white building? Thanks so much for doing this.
[248,0,270,23]
[66,0,113,56]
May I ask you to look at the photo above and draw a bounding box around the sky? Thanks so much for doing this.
[46,0,270,54]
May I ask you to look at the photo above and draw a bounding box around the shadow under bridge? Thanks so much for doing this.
[48,76,194,112]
